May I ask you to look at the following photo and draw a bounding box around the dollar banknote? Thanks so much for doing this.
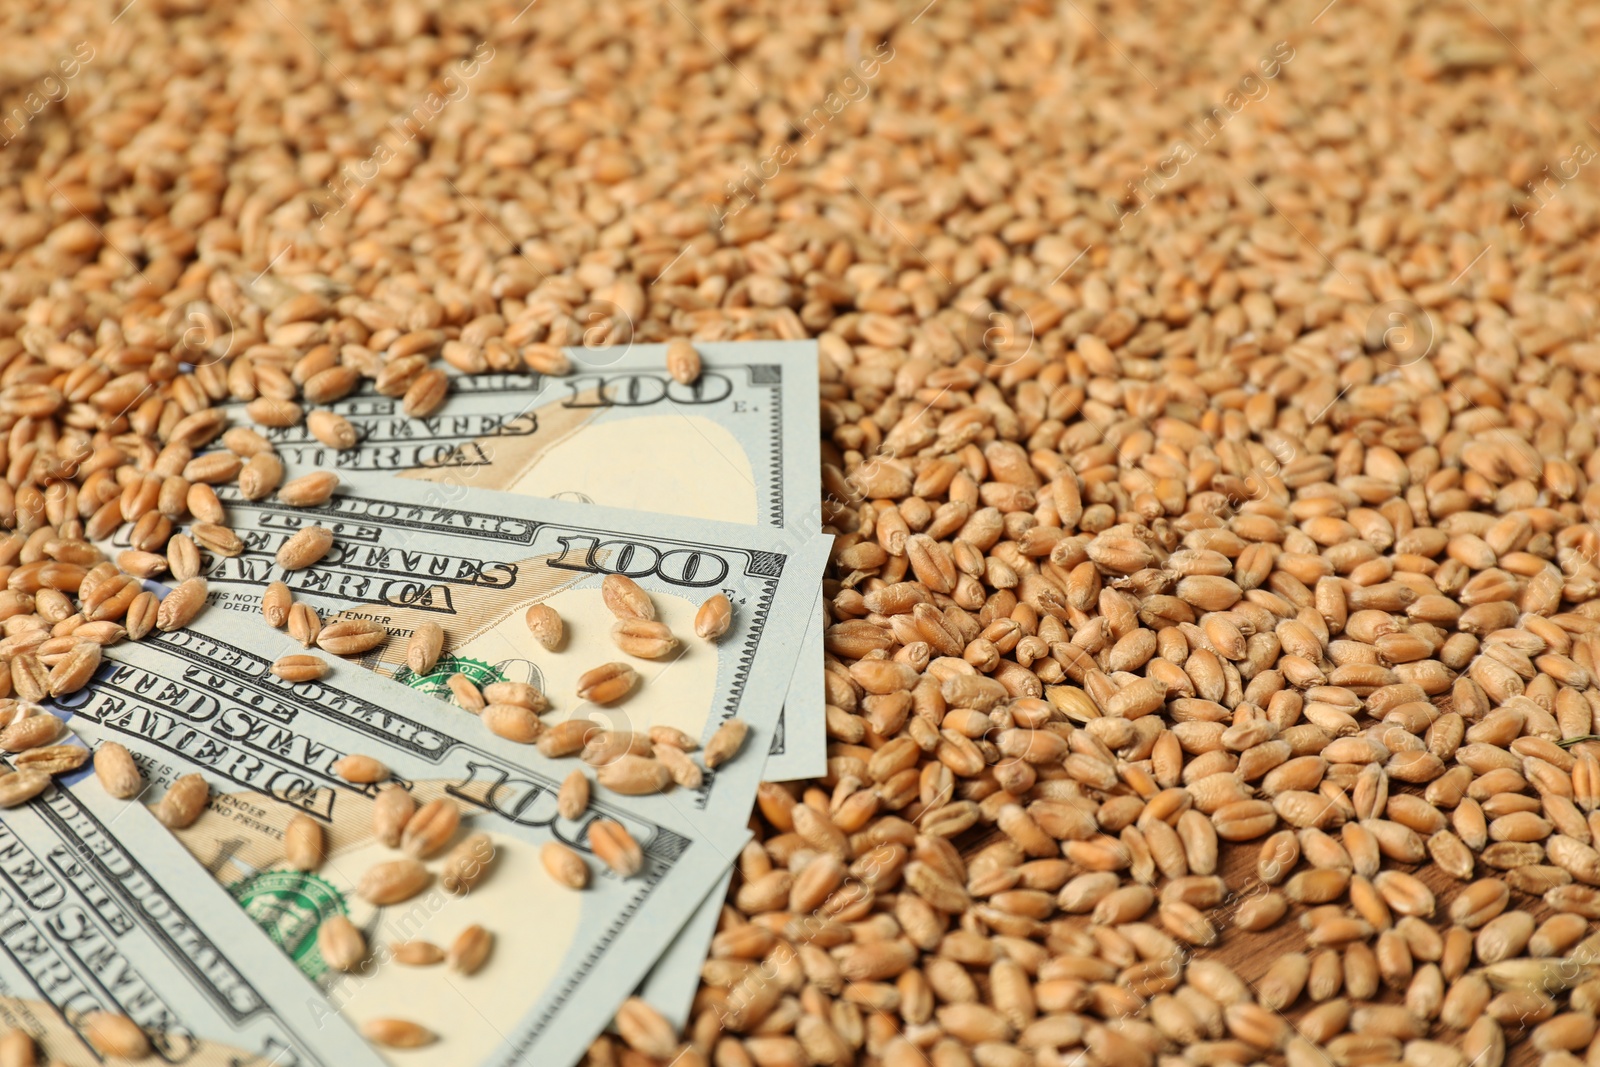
[232,341,827,783]
[0,766,383,1066]
[45,616,747,1067]
[167,478,828,836]
[140,480,826,1031]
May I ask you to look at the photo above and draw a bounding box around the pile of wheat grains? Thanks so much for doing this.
[3,0,1600,1064]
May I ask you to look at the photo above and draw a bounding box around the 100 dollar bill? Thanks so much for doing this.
[0,769,382,1067]
[162,480,827,1030]
[181,478,827,835]
[46,617,744,1067]
[233,341,826,782]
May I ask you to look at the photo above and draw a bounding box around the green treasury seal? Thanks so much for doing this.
[231,869,347,980]
[393,653,506,700]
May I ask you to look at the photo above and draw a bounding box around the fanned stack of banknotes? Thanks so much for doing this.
[16,342,827,1065]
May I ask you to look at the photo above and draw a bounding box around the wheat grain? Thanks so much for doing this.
[361,1019,435,1049]
[81,1014,149,1059]
[284,814,324,871]
[318,915,366,972]
[400,797,460,858]
[371,784,416,847]
[357,858,431,905]
[405,621,445,676]
[525,603,564,651]
[665,340,702,386]
[448,924,493,975]
[276,525,334,570]
[93,742,142,799]
[155,773,208,829]
[270,654,328,682]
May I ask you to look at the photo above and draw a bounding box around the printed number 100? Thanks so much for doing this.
[549,534,730,587]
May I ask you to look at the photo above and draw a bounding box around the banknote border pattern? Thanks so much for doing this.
[22,785,279,1027]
